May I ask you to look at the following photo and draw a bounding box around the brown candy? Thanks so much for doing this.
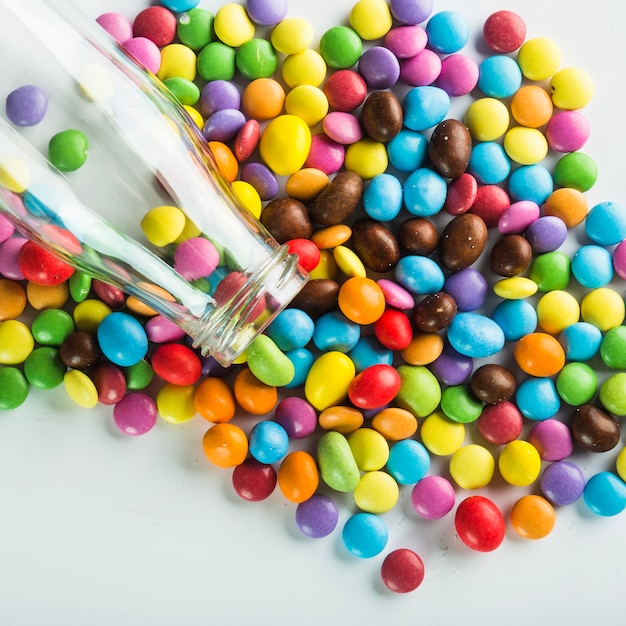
[489,234,533,277]
[470,364,517,404]
[428,119,472,179]
[571,404,621,453]
[311,170,363,225]
[350,218,400,273]
[60,330,101,370]
[413,292,457,332]
[290,278,339,318]
[361,90,403,142]
[398,217,439,256]
[439,213,488,271]
[260,197,313,244]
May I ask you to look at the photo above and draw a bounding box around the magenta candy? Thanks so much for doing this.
[411,475,455,519]
[613,240,626,280]
[0,237,27,280]
[304,134,345,175]
[477,401,523,445]
[322,112,363,145]
[234,119,261,162]
[96,12,133,43]
[528,419,574,461]
[436,54,479,96]
[358,46,401,90]
[232,457,278,501]
[173,237,220,280]
[498,200,540,235]
[274,396,317,439]
[384,25,428,58]
[399,49,441,86]
[546,110,590,153]
[444,173,478,215]
[123,37,161,74]
[377,278,415,310]
[0,214,15,243]
[241,162,279,200]
[113,392,158,435]
[145,314,187,343]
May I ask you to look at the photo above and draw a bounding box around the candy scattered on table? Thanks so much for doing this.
[2,0,626,596]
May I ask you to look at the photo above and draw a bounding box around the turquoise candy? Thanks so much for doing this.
[396,364,441,417]
[516,377,560,420]
[317,431,361,492]
[246,334,295,387]
[583,472,626,517]
[447,312,505,358]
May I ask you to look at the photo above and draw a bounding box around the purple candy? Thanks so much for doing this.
[389,0,434,24]
[199,80,241,118]
[295,494,339,538]
[113,392,158,436]
[202,108,246,142]
[274,396,317,439]
[0,237,27,280]
[246,0,288,25]
[443,267,488,311]
[6,85,48,127]
[411,475,455,520]
[525,215,567,253]
[384,25,428,58]
[399,49,442,86]
[430,343,473,385]
[528,419,573,461]
[540,461,586,506]
[436,54,479,96]
[200,355,232,377]
[358,46,401,89]
[241,162,279,200]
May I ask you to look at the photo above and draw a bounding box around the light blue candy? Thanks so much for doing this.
[283,347,314,389]
[558,322,602,361]
[585,201,626,245]
[403,168,447,216]
[363,173,403,221]
[312,311,360,352]
[97,312,148,367]
[469,141,511,184]
[265,308,315,351]
[425,11,469,53]
[492,299,538,341]
[349,336,393,372]
[477,55,522,98]
[161,0,201,13]
[248,420,289,464]
[402,86,450,131]
[387,129,428,172]
[394,255,445,295]
[583,472,626,517]
[447,312,505,358]
[571,245,613,288]
[508,164,554,205]
[386,439,430,485]
[516,377,560,420]
[342,512,388,558]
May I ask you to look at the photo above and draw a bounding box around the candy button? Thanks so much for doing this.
[295,493,338,537]
[478,55,522,99]
[510,495,556,540]
[197,41,236,81]
[455,496,505,552]
[556,363,597,406]
[5,84,48,126]
[260,115,311,176]
[536,291,580,335]
[236,38,278,80]
[282,49,327,88]
[271,17,314,54]
[96,312,148,367]
[499,440,542,487]
[599,373,626,416]
[213,3,254,47]
[381,549,425,594]
[583,472,626,517]
[246,0,288,26]
[0,320,34,364]
[386,439,429,485]
[550,66,594,110]
[477,401,523,445]
[420,411,465,456]
[156,383,197,424]
[503,126,548,165]
[572,245,613,288]
[354,471,399,514]
[233,367,278,415]
[194,377,235,423]
[492,299,537,341]
[411,475,455,520]
[516,377,561,420]
[585,201,626,246]
[48,129,88,172]
[319,25,363,69]
[232,458,277,502]
[318,405,364,433]
[396,364,441,418]
[32,308,74,346]
[426,10,469,53]
[371,407,418,441]
[517,37,561,81]
[249,420,289,464]
[342,512,388,559]
[24,346,65,390]
[63,369,98,409]
[493,276,538,299]
[277,450,319,503]
[447,312,505,358]
[348,428,390,471]
[157,43,196,81]
[581,288,625,331]
[464,97,509,141]
[528,419,573,462]
[349,0,392,40]
[449,444,495,489]
[553,152,598,192]
[529,251,571,291]
[403,86,450,132]
[202,423,248,468]
[540,460,585,505]
[0,367,29,410]
[0,279,27,321]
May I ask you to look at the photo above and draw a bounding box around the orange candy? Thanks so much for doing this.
[337,276,386,325]
[26,281,70,310]
[202,423,248,468]
[371,407,418,440]
[400,332,444,365]
[318,405,364,433]
[311,224,352,249]
[0,279,27,321]
[514,332,565,377]
[195,377,236,423]
[510,85,553,128]
[233,366,278,415]
[285,167,329,200]
[277,450,319,503]
[242,78,286,120]
[544,187,589,227]
[510,494,556,539]
[208,140,239,182]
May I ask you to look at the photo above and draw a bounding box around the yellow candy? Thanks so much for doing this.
[184,105,204,129]
[141,205,187,247]
[581,288,625,331]
[311,225,352,249]
[286,167,330,199]
[354,471,399,514]
[464,98,510,142]
[309,249,337,280]
[231,180,262,219]
[214,3,255,48]
[333,245,366,278]
[498,440,541,486]
[616,447,626,482]
[284,85,329,126]
[282,49,327,88]
[348,428,390,471]
[449,444,495,489]
[174,214,203,243]
[271,17,314,54]
[493,276,538,299]
[304,351,355,411]
[349,0,393,40]
[157,44,197,81]
[0,320,34,364]
[537,290,580,334]
[503,127,549,165]
[344,138,388,179]
[550,67,594,110]
[157,383,197,424]
[260,115,311,176]
[420,411,465,456]
[79,63,114,102]
[0,156,30,192]
[64,369,98,409]
[73,299,112,332]
[517,37,562,81]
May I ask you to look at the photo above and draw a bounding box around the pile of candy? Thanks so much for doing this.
[2,0,626,594]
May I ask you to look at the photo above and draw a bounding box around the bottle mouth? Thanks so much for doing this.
[186,245,308,367]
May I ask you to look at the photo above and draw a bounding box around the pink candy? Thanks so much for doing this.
[96,12,133,44]
[173,237,220,280]
[399,49,442,86]
[145,314,188,343]
[377,278,415,309]
[304,135,345,175]
[546,110,590,153]
[123,37,161,74]
[384,25,427,59]
[498,200,541,235]
[436,54,479,96]
[322,112,363,145]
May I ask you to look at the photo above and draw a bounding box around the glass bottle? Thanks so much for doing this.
[0,0,307,366]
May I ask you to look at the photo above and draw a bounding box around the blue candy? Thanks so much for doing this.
[447,312,505,358]
[402,86,450,131]
[572,245,613,288]
[266,308,315,351]
[395,255,445,294]
[160,0,200,11]
[349,336,393,372]
[515,377,560,420]
[403,168,447,216]
[469,141,511,184]
[425,11,469,53]
[248,420,289,464]
[478,55,522,98]
[583,472,626,517]
[342,512,388,558]
[386,439,430,485]
[558,322,602,361]
[97,312,148,367]
[508,164,554,204]
[363,173,403,221]
[312,311,360,352]
[283,347,314,389]
[585,201,626,245]
[387,129,428,172]
[492,299,538,341]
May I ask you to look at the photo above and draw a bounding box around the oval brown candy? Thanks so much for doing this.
[470,364,517,404]
[414,292,457,332]
[489,234,533,277]
[261,197,313,244]
[60,331,101,370]
[571,404,621,453]
[361,91,403,143]
[290,278,339,319]
[350,218,400,273]
[398,217,439,256]
[428,119,472,179]
[311,171,363,226]
[439,213,488,271]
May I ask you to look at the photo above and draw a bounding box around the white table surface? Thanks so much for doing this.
[1,0,625,624]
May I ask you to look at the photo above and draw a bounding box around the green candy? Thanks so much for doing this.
[31,308,75,346]
[69,271,92,303]
[124,359,154,390]
[246,334,294,387]
[236,39,278,80]
[177,8,214,50]
[440,385,483,424]
[600,326,626,369]
[317,431,360,492]
[529,251,571,291]
[163,77,200,106]
[599,373,626,416]
[396,365,441,418]
[197,41,236,82]
[319,26,363,69]
[556,362,598,406]
[553,151,598,192]
[24,347,66,390]
[48,129,88,172]
[0,367,29,410]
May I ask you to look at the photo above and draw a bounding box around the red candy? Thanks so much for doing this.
[286,238,321,272]
[477,401,523,445]
[455,495,506,552]
[93,279,126,309]
[151,343,202,386]
[444,173,478,215]
[323,69,368,112]
[380,548,425,593]
[132,6,177,47]
[232,457,278,501]
[470,185,510,228]
[373,309,413,350]
[234,119,261,162]
[483,10,527,54]
[91,363,127,405]
[348,364,401,410]
[18,240,75,286]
